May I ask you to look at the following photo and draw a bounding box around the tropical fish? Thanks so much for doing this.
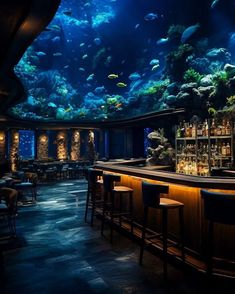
[48,102,57,108]
[117,82,127,88]
[36,51,46,56]
[135,24,140,29]
[156,37,169,45]
[152,64,160,71]
[80,43,85,47]
[82,54,88,59]
[52,36,60,42]
[79,67,85,72]
[108,74,119,79]
[211,0,220,9]
[87,74,95,81]
[144,13,158,21]
[149,59,159,66]
[115,103,122,108]
[48,24,61,31]
[94,37,102,45]
[63,10,72,16]
[53,52,62,57]
[128,72,141,81]
[94,86,105,94]
[63,65,69,69]
[65,108,72,113]
[181,23,200,43]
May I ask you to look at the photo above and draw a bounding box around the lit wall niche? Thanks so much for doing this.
[57,131,67,160]
[87,130,96,163]
[37,132,49,160]
[0,131,6,161]
[71,130,80,161]
[10,130,19,171]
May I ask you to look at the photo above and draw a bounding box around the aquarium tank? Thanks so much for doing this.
[19,130,35,159]
[9,0,235,122]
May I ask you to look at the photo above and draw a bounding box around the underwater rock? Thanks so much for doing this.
[176,92,191,103]
[198,86,215,95]
[206,48,231,62]
[187,57,210,74]
[167,82,179,95]
[180,82,197,92]
[200,75,213,87]
[224,63,235,78]
[165,95,177,106]
[56,108,66,120]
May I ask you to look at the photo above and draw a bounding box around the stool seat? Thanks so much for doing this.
[113,186,133,193]
[160,198,184,208]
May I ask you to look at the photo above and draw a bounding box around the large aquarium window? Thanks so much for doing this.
[9,0,235,122]
[19,130,35,159]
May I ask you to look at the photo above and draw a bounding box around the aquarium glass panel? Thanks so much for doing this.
[19,130,35,159]
[9,0,235,122]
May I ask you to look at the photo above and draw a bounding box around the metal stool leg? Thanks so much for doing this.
[139,206,148,265]
[162,208,168,279]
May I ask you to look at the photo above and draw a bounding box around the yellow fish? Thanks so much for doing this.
[65,108,72,113]
[108,74,119,79]
[115,103,122,108]
[152,64,159,71]
[117,82,127,88]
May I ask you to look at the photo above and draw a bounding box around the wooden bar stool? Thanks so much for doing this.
[84,168,103,226]
[140,182,185,278]
[201,189,235,276]
[101,174,134,243]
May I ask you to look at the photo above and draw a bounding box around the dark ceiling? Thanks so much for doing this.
[0,0,61,114]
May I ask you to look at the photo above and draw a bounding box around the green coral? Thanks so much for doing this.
[56,85,68,96]
[136,80,170,98]
[183,68,203,83]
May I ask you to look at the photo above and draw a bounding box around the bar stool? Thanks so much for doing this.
[84,168,103,226]
[140,182,185,278]
[201,189,235,276]
[101,174,134,243]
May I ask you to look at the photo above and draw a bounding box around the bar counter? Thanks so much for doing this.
[95,160,235,264]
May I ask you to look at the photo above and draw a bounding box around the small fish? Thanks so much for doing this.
[63,10,72,17]
[65,108,72,113]
[79,67,85,72]
[36,51,46,56]
[128,72,141,81]
[52,36,60,42]
[63,65,69,69]
[80,43,85,47]
[82,54,88,59]
[156,37,169,45]
[149,59,159,66]
[53,52,62,57]
[144,13,158,21]
[87,73,94,81]
[181,23,200,43]
[115,103,122,108]
[211,0,220,9]
[135,24,140,29]
[152,64,160,71]
[94,37,102,45]
[48,24,61,31]
[108,74,119,79]
[48,102,57,108]
[94,86,105,94]
[117,82,127,88]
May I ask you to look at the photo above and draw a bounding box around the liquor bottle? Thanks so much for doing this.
[225,120,231,136]
[210,119,216,136]
[202,122,206,137]
[226,142,231,156]
[185,123,190,137]
[181,121,186,138]
[216,124,222,136]
[192,123,196,138]
[176,123,182,138]
[222,143,227,156]
[192,158,197,175]
[205,119,209,137]
[197,123,203,137]
[222,119,226,136]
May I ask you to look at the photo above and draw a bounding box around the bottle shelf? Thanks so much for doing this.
[177,135,232,140]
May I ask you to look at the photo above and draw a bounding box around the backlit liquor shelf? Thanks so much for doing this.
[175,118,233,176]
[95,160,235,277]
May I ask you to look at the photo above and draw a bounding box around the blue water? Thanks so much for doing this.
[9,0,235,122]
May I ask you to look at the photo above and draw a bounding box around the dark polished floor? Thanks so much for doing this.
[0,179,234,294]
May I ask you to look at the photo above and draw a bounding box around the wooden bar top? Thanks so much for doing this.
[95,160,235,190]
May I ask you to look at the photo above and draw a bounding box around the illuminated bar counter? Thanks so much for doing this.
[95,160,235,266]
